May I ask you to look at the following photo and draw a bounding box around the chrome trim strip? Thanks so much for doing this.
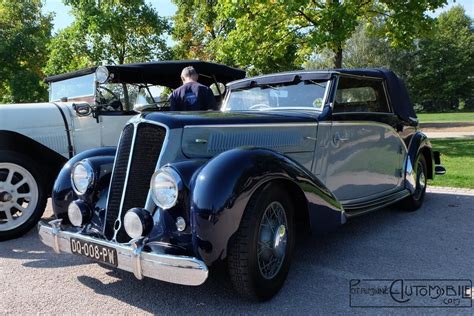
[112,123,138,242]
[343,189,410,217]
[103,125,128,236]
[38,220,208,286]
[184,123,318,129]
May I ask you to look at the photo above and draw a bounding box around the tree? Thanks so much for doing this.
[173,0,447,72]
[44,0,171,76]
[0,0,52,103]
[172,0,231,61]
[408,6,474,112]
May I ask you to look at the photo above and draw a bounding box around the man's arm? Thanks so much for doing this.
[205,87,218,110]
[169,91,179,111]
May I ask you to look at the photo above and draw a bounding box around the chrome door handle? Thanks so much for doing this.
[333,132,349,144]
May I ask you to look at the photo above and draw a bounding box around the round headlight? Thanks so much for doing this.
[71,161,94,195]
[150,168,181,210]
[95,66,109,83]
[124,208,153,239]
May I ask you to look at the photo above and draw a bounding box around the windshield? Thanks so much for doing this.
[223,80,329,112]
[49,74,95,102]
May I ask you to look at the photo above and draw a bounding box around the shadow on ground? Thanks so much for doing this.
[1,191,472,314]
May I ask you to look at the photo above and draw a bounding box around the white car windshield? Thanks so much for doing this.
[224,80,329,112]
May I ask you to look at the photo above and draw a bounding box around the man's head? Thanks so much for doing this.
[181,66,199,83]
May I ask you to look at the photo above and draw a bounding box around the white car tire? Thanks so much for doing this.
[0,151,47,241]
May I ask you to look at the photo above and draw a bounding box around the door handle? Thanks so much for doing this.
[333,132,349,144]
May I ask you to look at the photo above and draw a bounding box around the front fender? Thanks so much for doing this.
[187,147,344,266]
[52,147,116,221]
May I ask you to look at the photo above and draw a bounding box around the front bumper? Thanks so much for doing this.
[37,219,208,286]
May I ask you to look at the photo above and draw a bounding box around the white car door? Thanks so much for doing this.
[99,112,136,147]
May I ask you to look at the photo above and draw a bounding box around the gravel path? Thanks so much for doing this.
[1,188,473,315]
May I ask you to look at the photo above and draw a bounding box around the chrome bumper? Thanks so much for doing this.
[37,219,208,286]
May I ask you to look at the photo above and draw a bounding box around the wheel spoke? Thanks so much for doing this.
[13,203,27,212]
[14,179,27,189]
[3,209,13,221]
[5,168,14,185]
[257,201,288,280]
[16,193,31,199]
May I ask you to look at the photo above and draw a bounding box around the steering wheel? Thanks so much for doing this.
[96,86,122,110]
[249,103,271,110]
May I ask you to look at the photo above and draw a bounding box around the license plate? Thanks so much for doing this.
[70,238,118,267]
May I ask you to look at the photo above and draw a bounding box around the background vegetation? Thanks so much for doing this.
[0,0,472,112]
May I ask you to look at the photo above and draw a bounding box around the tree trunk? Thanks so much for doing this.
[334,47,343,68]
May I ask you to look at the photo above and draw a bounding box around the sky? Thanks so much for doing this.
[43,0,474,34]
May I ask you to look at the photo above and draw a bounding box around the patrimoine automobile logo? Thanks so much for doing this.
[349,279,472,308]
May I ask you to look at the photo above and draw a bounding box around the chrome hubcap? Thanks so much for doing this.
[257,201,288,280]
[0,163,38,231]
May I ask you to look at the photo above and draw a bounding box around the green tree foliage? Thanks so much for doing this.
[408,6,474,112]
[0,0,52,103]
[172,0,231,61]
[172,0,447,73]
[45,0,171,76]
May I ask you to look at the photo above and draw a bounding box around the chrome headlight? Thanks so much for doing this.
[71,160,94,195]
[150,168,181,210]
[95,66,109,83]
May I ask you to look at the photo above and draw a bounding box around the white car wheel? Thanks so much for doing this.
[0,163,39,231]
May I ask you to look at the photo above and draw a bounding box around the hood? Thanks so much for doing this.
[142,111,320,159]
[0,103,67,131]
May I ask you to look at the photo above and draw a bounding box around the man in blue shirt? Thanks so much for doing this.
[169,66,218,111]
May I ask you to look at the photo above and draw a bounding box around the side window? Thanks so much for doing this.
[334,76,390,113]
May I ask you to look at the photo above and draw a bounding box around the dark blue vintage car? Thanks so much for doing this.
[38,68,445,301]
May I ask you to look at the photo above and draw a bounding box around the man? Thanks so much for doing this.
[169,66,218,111]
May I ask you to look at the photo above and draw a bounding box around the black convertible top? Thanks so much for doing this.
[44,60,246,89]
[228,68,416,122]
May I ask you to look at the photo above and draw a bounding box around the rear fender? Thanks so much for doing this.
[405,132,433,193]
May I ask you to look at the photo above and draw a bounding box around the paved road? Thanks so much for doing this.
[1,188,473,315]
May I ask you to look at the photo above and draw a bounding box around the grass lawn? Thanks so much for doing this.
[429,139,474,189]
[418,112,474,123]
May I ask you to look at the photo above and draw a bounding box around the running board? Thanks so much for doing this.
[342,189,411,218]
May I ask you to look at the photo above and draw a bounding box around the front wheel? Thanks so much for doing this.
[0,151,48,241]
[400,155,428,212]
[227,183,295,301]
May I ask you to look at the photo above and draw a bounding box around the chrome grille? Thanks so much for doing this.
[104,122,166,242]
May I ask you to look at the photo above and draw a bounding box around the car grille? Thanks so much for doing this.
[104,122,166,242]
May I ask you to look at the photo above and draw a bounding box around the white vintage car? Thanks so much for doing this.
[0,60,246,240]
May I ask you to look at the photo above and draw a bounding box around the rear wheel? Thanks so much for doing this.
[0,151,48,241]
[227,183,294,301]
[400,155,427,212]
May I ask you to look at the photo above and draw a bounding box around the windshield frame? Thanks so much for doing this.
[221,79,331,112]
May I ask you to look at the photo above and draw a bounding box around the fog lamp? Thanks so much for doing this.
[124,208,153,239]
[68,200,92,227]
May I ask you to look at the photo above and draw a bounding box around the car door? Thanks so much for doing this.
[99,112,136,147]
[322,75,405,202]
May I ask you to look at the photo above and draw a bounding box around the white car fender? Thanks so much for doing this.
[0,103,70,158]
